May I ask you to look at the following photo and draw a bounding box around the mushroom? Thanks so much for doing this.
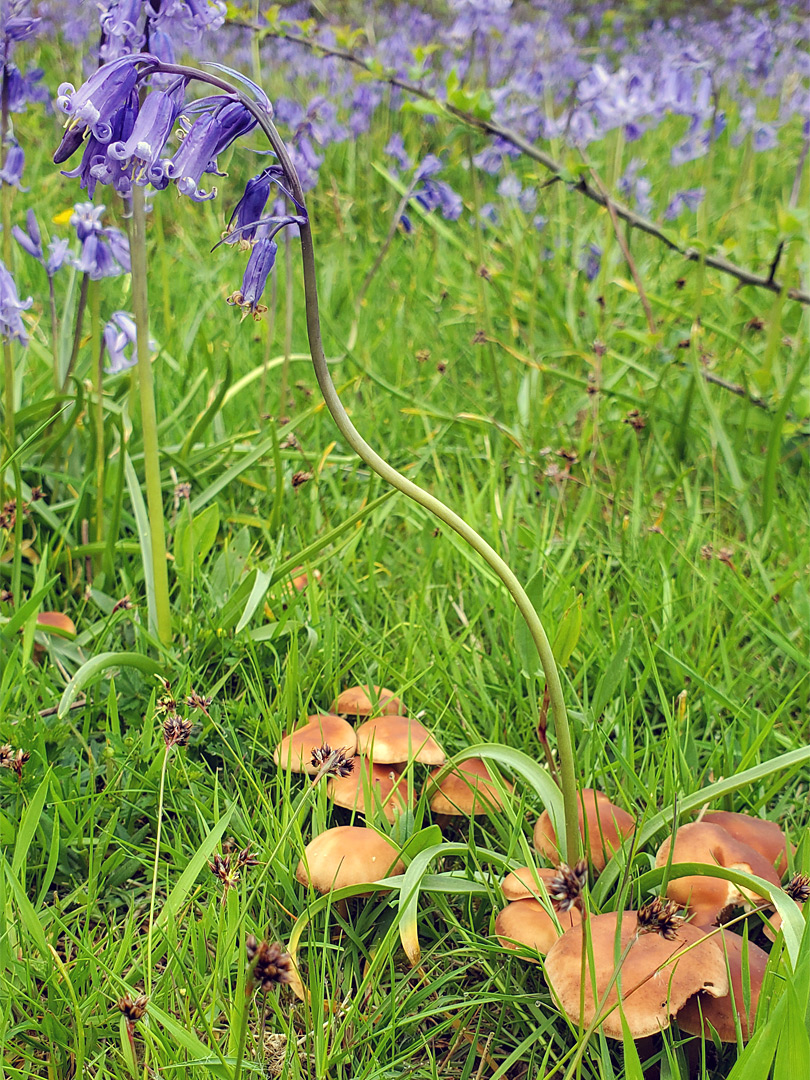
[655,822,782,928]
[295,826,404,895]
[495,896,581,959]
[327,757,413,823]
[356,715,445,766]
[427,757,511,817]
[35,611,76,636]
[502,866,559,902]
[677,930,768,1042]
[544,911,729,1039]
[332,684,404,717]
[534,788,635,873]
[274,714,357,773]
[701,810,793,876]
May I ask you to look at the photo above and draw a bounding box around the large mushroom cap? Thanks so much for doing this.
[501,866,559,902]
[534,788,635,873]
[495,897,581,959]
[295,826,404,894]
[427,757,511,816]
[332,685,404,717]
[702,810,793,876]
[274,714,357,773]
[327,757,413,823]
[545,911,729,1040]
[356,715,445,766]
[655,822,782,927]
[677,930,768,1042]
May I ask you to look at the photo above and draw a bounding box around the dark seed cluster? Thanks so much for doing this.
[636,897,685,940]
[548,860,588,913]
[246,935,293,992]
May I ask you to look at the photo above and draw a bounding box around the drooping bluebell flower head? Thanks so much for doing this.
[69,202,131,279]
[0,258,32,344]
[103,309,155,374]
[226,233,278,320]
[223,166,300,247]
[12,209,70,277]
[0,139,26,189]
[57,54,144,142]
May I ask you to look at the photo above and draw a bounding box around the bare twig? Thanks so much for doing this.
[237,21,810,306]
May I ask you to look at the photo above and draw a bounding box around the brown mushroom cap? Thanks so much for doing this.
[295,826,404,894]
[427,757,512,816]
[655,822,782,927]
[677,930,768,1042]
[702,811,793,876]
[545,911,729,1040]
[327,757,413,823]
[36,611,76,636]
[356,715,445,766]
[502,866,559,902]
[332,684,404,717]
[534,788,635,873]
[495,897,581,958]
[274,714,357,773]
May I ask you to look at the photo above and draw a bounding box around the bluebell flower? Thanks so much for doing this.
[223,166,301,247]
[664,188,705,220]
[226,235,277,320]
[617,159,652,215]
[107,82,185,188]
[0,258,32,344]
[57,54,148,142]
[103,310,155,374]
[167,100,255,200]
[0,140,26,189]
[69,202,131,279]
[12,208,41,259]
[384,133,411,172]
[59,91,139,197]
[416,178,462,220]
[580,243,602,282]
[4,63,47,112]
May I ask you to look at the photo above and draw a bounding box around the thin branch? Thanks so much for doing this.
[237,21,810,307]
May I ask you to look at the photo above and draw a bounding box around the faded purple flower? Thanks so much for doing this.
[385,133,411,172]
[103,310,155,374]
[0,259,32,344]
[0,140,25,189]
[664,188,705,220]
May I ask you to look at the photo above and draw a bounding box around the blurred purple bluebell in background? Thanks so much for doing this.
[103,310,155,374]
[0,258,32,344]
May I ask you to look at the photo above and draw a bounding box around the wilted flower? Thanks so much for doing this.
[310,744,354,780]
[162,713,193,748]
[246,936,293,992]
[548,860,588,912]
[636,897,684,940]
[0,259,32,344]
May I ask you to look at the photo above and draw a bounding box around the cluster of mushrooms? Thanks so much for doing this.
[275,688,805,1048]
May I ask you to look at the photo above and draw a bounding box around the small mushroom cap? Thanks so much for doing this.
[677,930,768,1042]
[332,684,404,717]
[427,757,511,816]
[702,810,793,876]
[274,714,357,773]
[655,822,782,927]
[534,788,635,873]
[545,911,729,1040]
[327,757,413,823]
[289,566,321,593]
[495,897,581,959]
[295,826,404,894]
[502,866,559,902]
[36,611,76,636]
[356,715,445,766]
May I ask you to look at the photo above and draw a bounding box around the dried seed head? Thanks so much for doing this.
[155,693,178,715]
[548,860,588,913]
[162,714,193,748]
[117,993,148,1023]
[236,843,260,872]
[785,873,810,905]
[291,470,313,488]
[310,744,354,780]
[246,936,293,993]
[209,853,240,900]
[636,897,685,940]
[186,689,212,715]
[1,748,30,778]
[174,482,192,500]
[0,589,12,603]
[111,595,132,613]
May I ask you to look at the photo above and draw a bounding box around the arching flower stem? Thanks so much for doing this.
[148,61,581,860]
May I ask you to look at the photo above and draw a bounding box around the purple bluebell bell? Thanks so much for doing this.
[15,210,71,276]
[0,258,32,344]
[224,169,281,246]
[4,63,47,112]
[103,310,155,374]
[226,234,278,320]
[664,188,705,220]
[107,81,185,187]
[580,243,602,282]
[69,202,131,279]
[167,99,255,200]
[385,133,412,172]
[57,54,148,142]
[0,140,26,189]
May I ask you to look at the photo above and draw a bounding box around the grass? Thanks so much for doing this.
[0,21,808,1080]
